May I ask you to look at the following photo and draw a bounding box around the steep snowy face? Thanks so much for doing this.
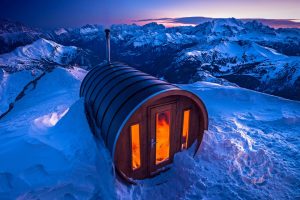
[177,40,290,74]
[193,18,245,39]
[177,40,283,63]
[0,39,79,72]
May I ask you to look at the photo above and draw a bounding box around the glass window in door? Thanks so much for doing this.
[155,111,171,165]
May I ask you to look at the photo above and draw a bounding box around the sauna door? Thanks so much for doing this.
[149,103,176,175]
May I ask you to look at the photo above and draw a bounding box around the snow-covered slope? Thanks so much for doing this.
[0,67,116,199]
[0,68,43,115]
[0,67,299,199]
[0,39,78,72]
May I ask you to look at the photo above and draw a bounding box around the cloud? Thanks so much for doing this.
[134,16,300,28]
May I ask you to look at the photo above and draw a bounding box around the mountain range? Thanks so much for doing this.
[0,18,299,100]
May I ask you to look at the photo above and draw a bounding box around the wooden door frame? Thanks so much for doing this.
[148,101,177,176]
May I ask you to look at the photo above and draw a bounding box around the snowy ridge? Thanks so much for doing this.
[0,39,78,72]
[177,40,287,65]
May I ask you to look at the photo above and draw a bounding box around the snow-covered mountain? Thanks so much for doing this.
[108,20,300,100]
[0,38,92,72]
[173,40,300,99]
[0,18,299,100]
[0,67,299,199]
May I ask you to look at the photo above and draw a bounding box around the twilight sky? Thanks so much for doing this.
[0,0,299,28]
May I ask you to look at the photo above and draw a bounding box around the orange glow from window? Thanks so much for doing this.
[131,124,141,170]
[155,111,170,165]
[182,109,190,149]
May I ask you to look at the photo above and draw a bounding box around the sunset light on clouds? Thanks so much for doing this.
[0,0,299,27]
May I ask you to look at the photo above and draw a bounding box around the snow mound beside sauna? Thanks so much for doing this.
[0,68,299,199]
[0,67,116,199]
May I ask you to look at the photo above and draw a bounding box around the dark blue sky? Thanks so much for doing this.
[1,0,299,28]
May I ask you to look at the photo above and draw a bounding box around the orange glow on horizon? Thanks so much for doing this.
[155,111,170,165]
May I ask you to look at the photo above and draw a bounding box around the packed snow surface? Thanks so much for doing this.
[0,68,299,199]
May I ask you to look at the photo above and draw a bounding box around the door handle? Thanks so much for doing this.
[151,138,156,148]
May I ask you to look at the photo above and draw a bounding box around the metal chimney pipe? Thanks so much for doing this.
[105,29,111,64]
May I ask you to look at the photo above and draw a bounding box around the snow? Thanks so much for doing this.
[0,39,77,71]
[112,24,196,48]
[0,67,116,199]
[174,38,300,95]
[117,82,300,199]
[2,18,299,98]
[33,108,69,128]
[0,68,299,199]
[210,18,244,34]
[80,27,98,35]
[0,68,43,115]
[196,70,238,86]
[54,28,68,35]
[179,40,286,65]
